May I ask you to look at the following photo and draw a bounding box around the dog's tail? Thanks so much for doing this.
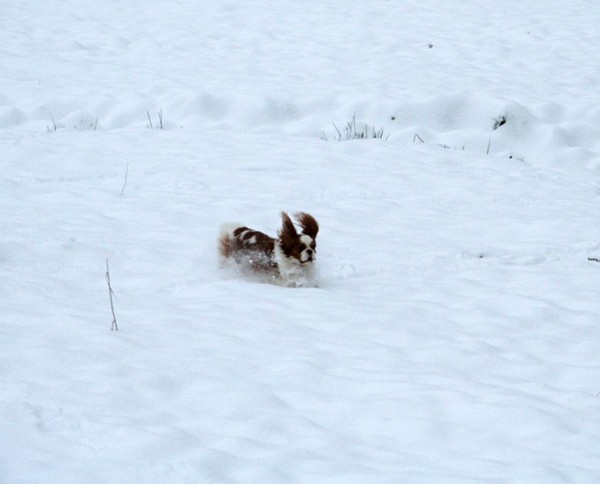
[218,223,240,260]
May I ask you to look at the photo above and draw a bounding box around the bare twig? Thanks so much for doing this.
[157,108,163,130]
[47,114,58,132]
[120,163,129,196]
[588,257,600,263]
[105,259,119,331]
[413,133,425,144]
[147,109,164,129]
[486,134,492,155]
[332,122,342,140]
[146,110,153,129]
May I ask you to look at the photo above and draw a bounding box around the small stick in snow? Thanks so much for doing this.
[47,114,58,132]
[120,163,129,196]
[146,110,153,129]
[332,122,342,140]
[157,108,163,130]
[105,259,119,331]
[588,257,600,263]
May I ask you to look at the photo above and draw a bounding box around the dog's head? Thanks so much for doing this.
[278,212,319,265]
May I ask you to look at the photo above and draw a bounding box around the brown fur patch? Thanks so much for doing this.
[294,212,319,238]
[221,226,277,273]
[278,212,317,263]
[218,232,233,259]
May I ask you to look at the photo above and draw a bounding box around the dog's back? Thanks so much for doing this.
[218,223,277,273]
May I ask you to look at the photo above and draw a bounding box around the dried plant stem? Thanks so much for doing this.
[105,259,119,331]
[157,108,163,129]
[146,110,153,129]
[120,163,129,196]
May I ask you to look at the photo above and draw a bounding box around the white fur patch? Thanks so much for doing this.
[274,243,317,287]
[300,234,314,246]
[299,234,315,262]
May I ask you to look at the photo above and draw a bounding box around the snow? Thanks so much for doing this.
[2,0,600,482]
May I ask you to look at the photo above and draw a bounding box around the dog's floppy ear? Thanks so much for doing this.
[279,211,298,240]
[295,212,319,238]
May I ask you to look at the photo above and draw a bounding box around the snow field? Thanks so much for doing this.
[2,0,600,482]
[3,127,600,482]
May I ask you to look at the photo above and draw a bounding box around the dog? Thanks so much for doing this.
[219,212,319,287]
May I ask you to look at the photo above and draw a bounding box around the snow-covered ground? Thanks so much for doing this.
[2,1,600,482]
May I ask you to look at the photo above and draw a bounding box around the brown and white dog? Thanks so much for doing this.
[219,212,319,287]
